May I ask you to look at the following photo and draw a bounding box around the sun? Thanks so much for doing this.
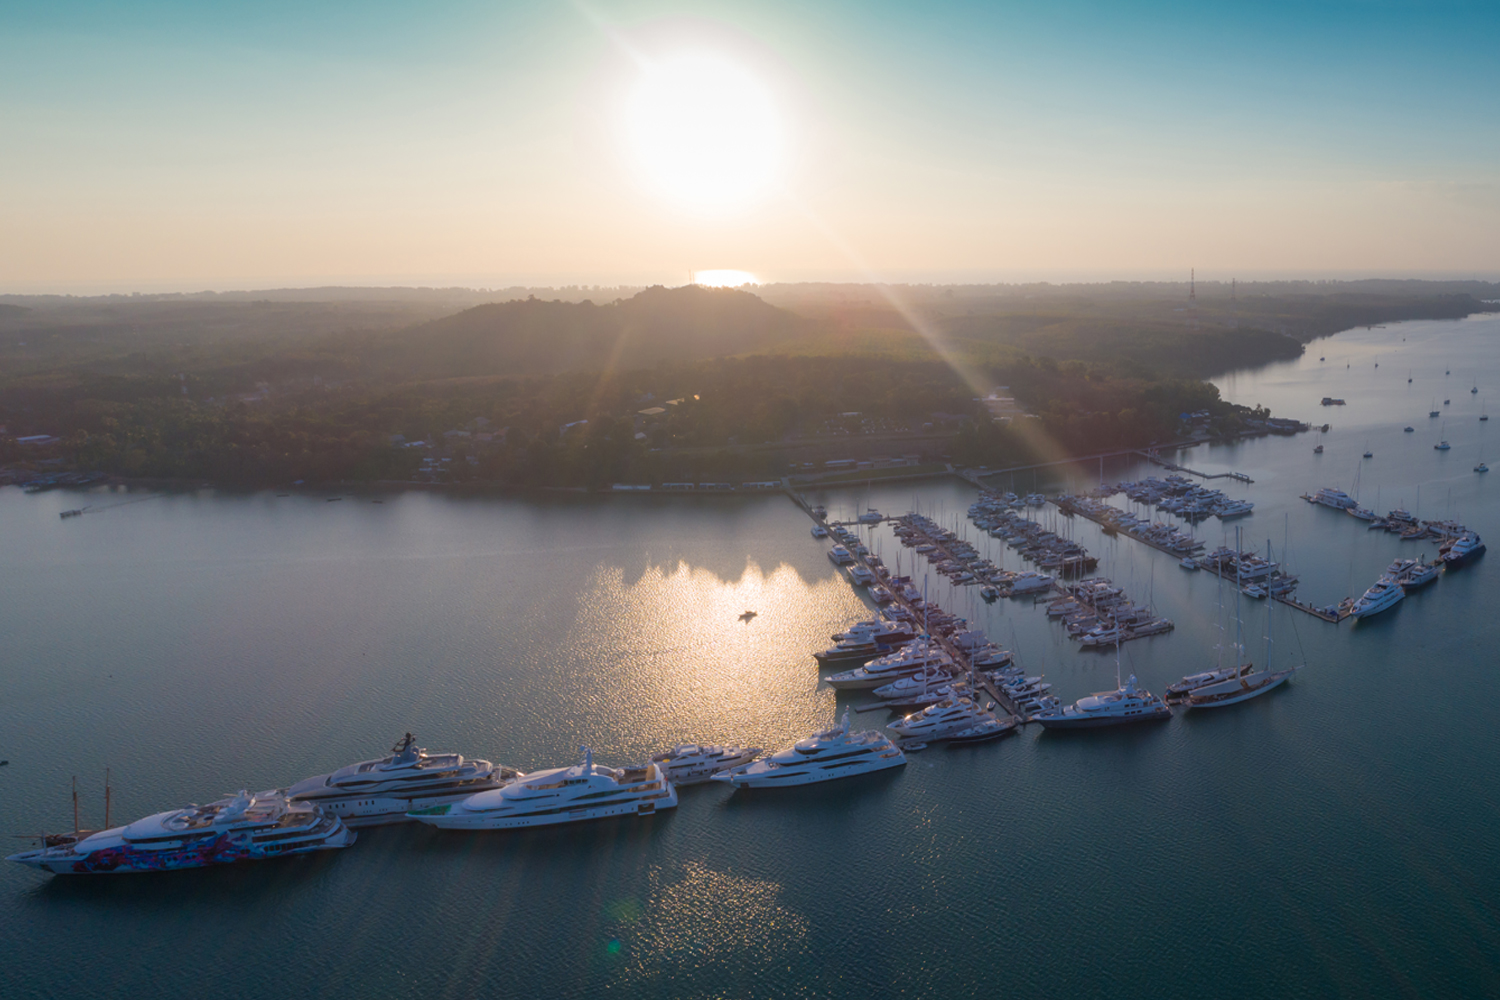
[626,53,784,215]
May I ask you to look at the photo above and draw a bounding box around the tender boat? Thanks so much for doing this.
[712,711,907,788]
[408,748,677,830]
[285,733,520,827]
[8,790,354,875]
[648,744,762,785]
[811,525,829,539]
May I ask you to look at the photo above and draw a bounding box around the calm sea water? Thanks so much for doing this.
[3,315,1500,999]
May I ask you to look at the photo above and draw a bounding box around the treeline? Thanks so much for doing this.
[3,351,1250,489]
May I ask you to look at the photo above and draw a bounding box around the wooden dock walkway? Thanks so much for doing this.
[1050,497,1205,560]
[788,495,1031,722]
[1137,451,1254,483]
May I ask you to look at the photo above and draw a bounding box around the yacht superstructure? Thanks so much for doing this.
[648,744,761,786]
[285,733,519,827]
[408,748,677,830]
[1035,674,1172,729]
[8,790,354,875]
[712,711,907,788]
[1350,576,1404,619]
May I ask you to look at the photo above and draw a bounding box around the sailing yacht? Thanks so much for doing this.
[712,710,907,788]
[1186,588,1299,709]
[408,748,677,830]
[285,733,520,827]
[648,744,763,785]
[9,791,355,875]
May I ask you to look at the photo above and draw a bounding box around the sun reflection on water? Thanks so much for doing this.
[572,559,868,755]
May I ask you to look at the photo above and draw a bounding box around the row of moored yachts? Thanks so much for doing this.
[10,721,917,876]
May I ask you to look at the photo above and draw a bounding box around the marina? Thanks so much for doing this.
[4,315,1500,1000]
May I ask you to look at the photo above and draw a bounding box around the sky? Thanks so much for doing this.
[2,0,1498,292]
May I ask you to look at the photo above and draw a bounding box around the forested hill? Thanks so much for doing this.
[356,284,813,377]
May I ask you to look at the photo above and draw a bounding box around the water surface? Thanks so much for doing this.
[3,316,1500,999]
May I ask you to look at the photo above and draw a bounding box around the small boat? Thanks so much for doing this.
[1363,451,1373,459]
[1404,426,1414,433]
[1435,441,1451,451]
[1313,444,1324,453]
[1477,463,1489,474]
[1445,399,1451,405]
[1473,386,1479,394]
[1242,584,1268,599]
[811,525,829,539]
[1179,557,1198,570]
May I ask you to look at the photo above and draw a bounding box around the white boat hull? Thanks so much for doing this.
[412,787,679,830]
[715,754,906,788]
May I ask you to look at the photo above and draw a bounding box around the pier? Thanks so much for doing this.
[1137,451,1254,483]
[788,495,1033,722]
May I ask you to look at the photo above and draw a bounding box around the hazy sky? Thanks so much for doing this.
[3,0,1498,291]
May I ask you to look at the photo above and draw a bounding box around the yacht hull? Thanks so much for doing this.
[412,788,679,831]
[1185,671,1294,708]
[715,755,906,788]
[9,827,356,875]
[1036,708,1171,729]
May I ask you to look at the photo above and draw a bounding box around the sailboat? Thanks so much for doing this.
[1166,550,1250,703]
[1430,399,1441,418]
[1435,423,1451,451]
[1186,531,1301,709]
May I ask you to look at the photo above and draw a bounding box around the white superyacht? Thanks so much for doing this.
[407,748,677,830]
[285,733,521,827]
[8,790,355,875]
[648,744,762,785]
[711,710,907,788]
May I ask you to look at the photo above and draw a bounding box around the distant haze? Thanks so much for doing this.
[3,1,1498,293]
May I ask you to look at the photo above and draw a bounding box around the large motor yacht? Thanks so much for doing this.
[1350,576,1404,619]
[1441,531,1486,569]
[8,790,354,875]
[1165,663,1253,703]
[1309,487,1357,510]
[1386,557,1440,590]
[1035,675,1172,729]
[888,696,997,742]
[825,641,951,690]
[408,748,677,830]
[286,733,520,827]
[711,711,907,788]
[647,744,761,786]
[813,637,889,666]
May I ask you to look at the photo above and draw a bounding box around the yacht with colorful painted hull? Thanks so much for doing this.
[285,733,519,827]
[712,711,907,788]
[407,748,676,830]
[7,790,354,875]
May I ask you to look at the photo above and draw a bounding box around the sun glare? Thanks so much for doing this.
[694,269,758,287]
[626,53,784,215]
